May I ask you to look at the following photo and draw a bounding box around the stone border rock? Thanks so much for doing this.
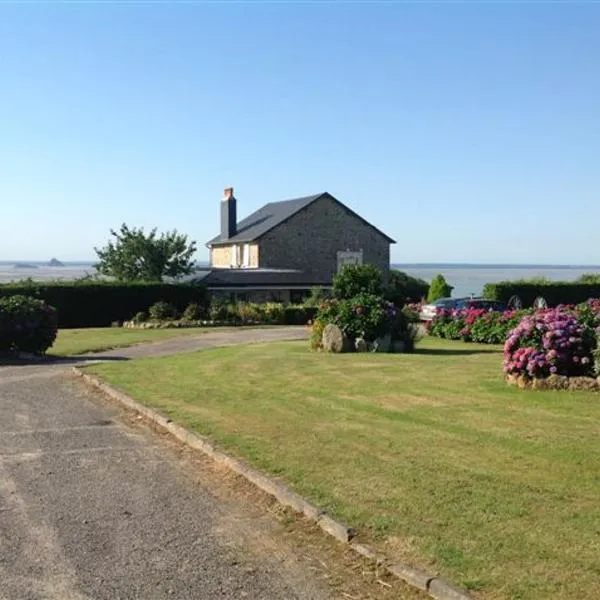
[72,367,473,600]
[507,373,600,391]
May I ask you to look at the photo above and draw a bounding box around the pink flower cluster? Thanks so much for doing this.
[504,308,595,378]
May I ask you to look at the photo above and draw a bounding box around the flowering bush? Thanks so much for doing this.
[0,295,58,355]
[316,293,390,342]
[315,292,417,346]
[429,308,532,344]
[503,308,597,378]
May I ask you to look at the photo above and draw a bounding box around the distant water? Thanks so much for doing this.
[393,264,600,299]
[1,261,600,299]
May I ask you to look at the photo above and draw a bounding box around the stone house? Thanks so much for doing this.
[202,188,395,302]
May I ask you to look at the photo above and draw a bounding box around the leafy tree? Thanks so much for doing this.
[332,264,383,299]
[94,224,197,282]
[385,270,429,305]
[427,274,453,303]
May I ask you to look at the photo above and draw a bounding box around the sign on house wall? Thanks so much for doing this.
[337,250,363,273]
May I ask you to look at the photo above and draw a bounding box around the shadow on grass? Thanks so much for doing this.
[414,347,501,356]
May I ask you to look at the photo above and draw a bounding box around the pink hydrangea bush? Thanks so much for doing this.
[503,308,596,378]
[429,308,530,344]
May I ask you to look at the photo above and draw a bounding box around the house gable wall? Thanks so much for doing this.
[258,195,390,282]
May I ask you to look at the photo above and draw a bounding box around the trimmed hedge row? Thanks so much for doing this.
[0,282,208,328]
[483,282,600,307]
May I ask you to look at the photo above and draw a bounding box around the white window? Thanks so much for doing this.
[242,243,250,268]
[337,250,363,273]
[232,245,241,268]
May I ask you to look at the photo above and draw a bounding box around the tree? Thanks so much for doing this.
[427,274,453,303]
[385,270,430,305]
[94,224,197,282]
[332,264,383,299]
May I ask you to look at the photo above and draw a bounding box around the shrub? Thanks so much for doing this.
[428,308,533,345]
[148,301,179,321]
[427,274,453,303]
[385,270,429,305]
[310,318,326,350]
[332,264,383,300]
[504,308,596,378]
[132,311,148,324]
[402,303,422,324]
[594,348,600,377]
[182,303,205,321]
[316,293,397,342]
[303,286,327,308]
[263,302,285,324]
[577,273,600,284]
[208,298,230,322]
[237,302,265,324]
[0,282,207,328]
[573,298,600,333]
[0,295,58,355]
[283,305,318,325]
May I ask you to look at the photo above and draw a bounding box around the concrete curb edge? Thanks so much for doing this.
[72,367,472,600]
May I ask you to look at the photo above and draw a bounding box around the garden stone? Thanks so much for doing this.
[531,378,550,391]
[567,376,599,392]
[547,375,569,390]
[355,337,368,352]
[372,333,391,353]
[322,324,350,353]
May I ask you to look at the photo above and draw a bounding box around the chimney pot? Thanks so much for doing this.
[223,187,234,200]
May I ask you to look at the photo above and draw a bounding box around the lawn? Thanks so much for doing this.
[50,326,240,356]
[86,338,600,599]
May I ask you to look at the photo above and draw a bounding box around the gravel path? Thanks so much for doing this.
[0,369,328,599]
[0,328,328,600]
[78,326,308,361]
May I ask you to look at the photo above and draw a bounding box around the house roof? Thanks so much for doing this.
[207,192,395,246]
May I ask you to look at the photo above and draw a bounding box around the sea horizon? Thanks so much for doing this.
[2,260,600,269]
[2,260,600,298]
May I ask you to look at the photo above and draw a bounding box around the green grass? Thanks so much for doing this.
[50,326,242,356]
[87,338,600,599]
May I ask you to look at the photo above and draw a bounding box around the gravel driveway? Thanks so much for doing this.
[0,328,329,600]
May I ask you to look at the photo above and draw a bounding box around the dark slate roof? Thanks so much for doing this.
[202,268,331,288]
[207,192,396,246]
[207,193,324,246]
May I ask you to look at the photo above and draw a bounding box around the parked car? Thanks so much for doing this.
[419,297,506,321]
[419,297,464,321]
[461,298,507,312]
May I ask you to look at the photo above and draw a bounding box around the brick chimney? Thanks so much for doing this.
[221,187,237,240]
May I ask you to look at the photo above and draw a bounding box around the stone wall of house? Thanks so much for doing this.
[210,243,259,268]
[258,195,391,282]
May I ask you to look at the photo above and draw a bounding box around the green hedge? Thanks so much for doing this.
[0,282,208,328]
[483,282,600,307]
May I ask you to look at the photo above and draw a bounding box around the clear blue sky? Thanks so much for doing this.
[1,2,598,264]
